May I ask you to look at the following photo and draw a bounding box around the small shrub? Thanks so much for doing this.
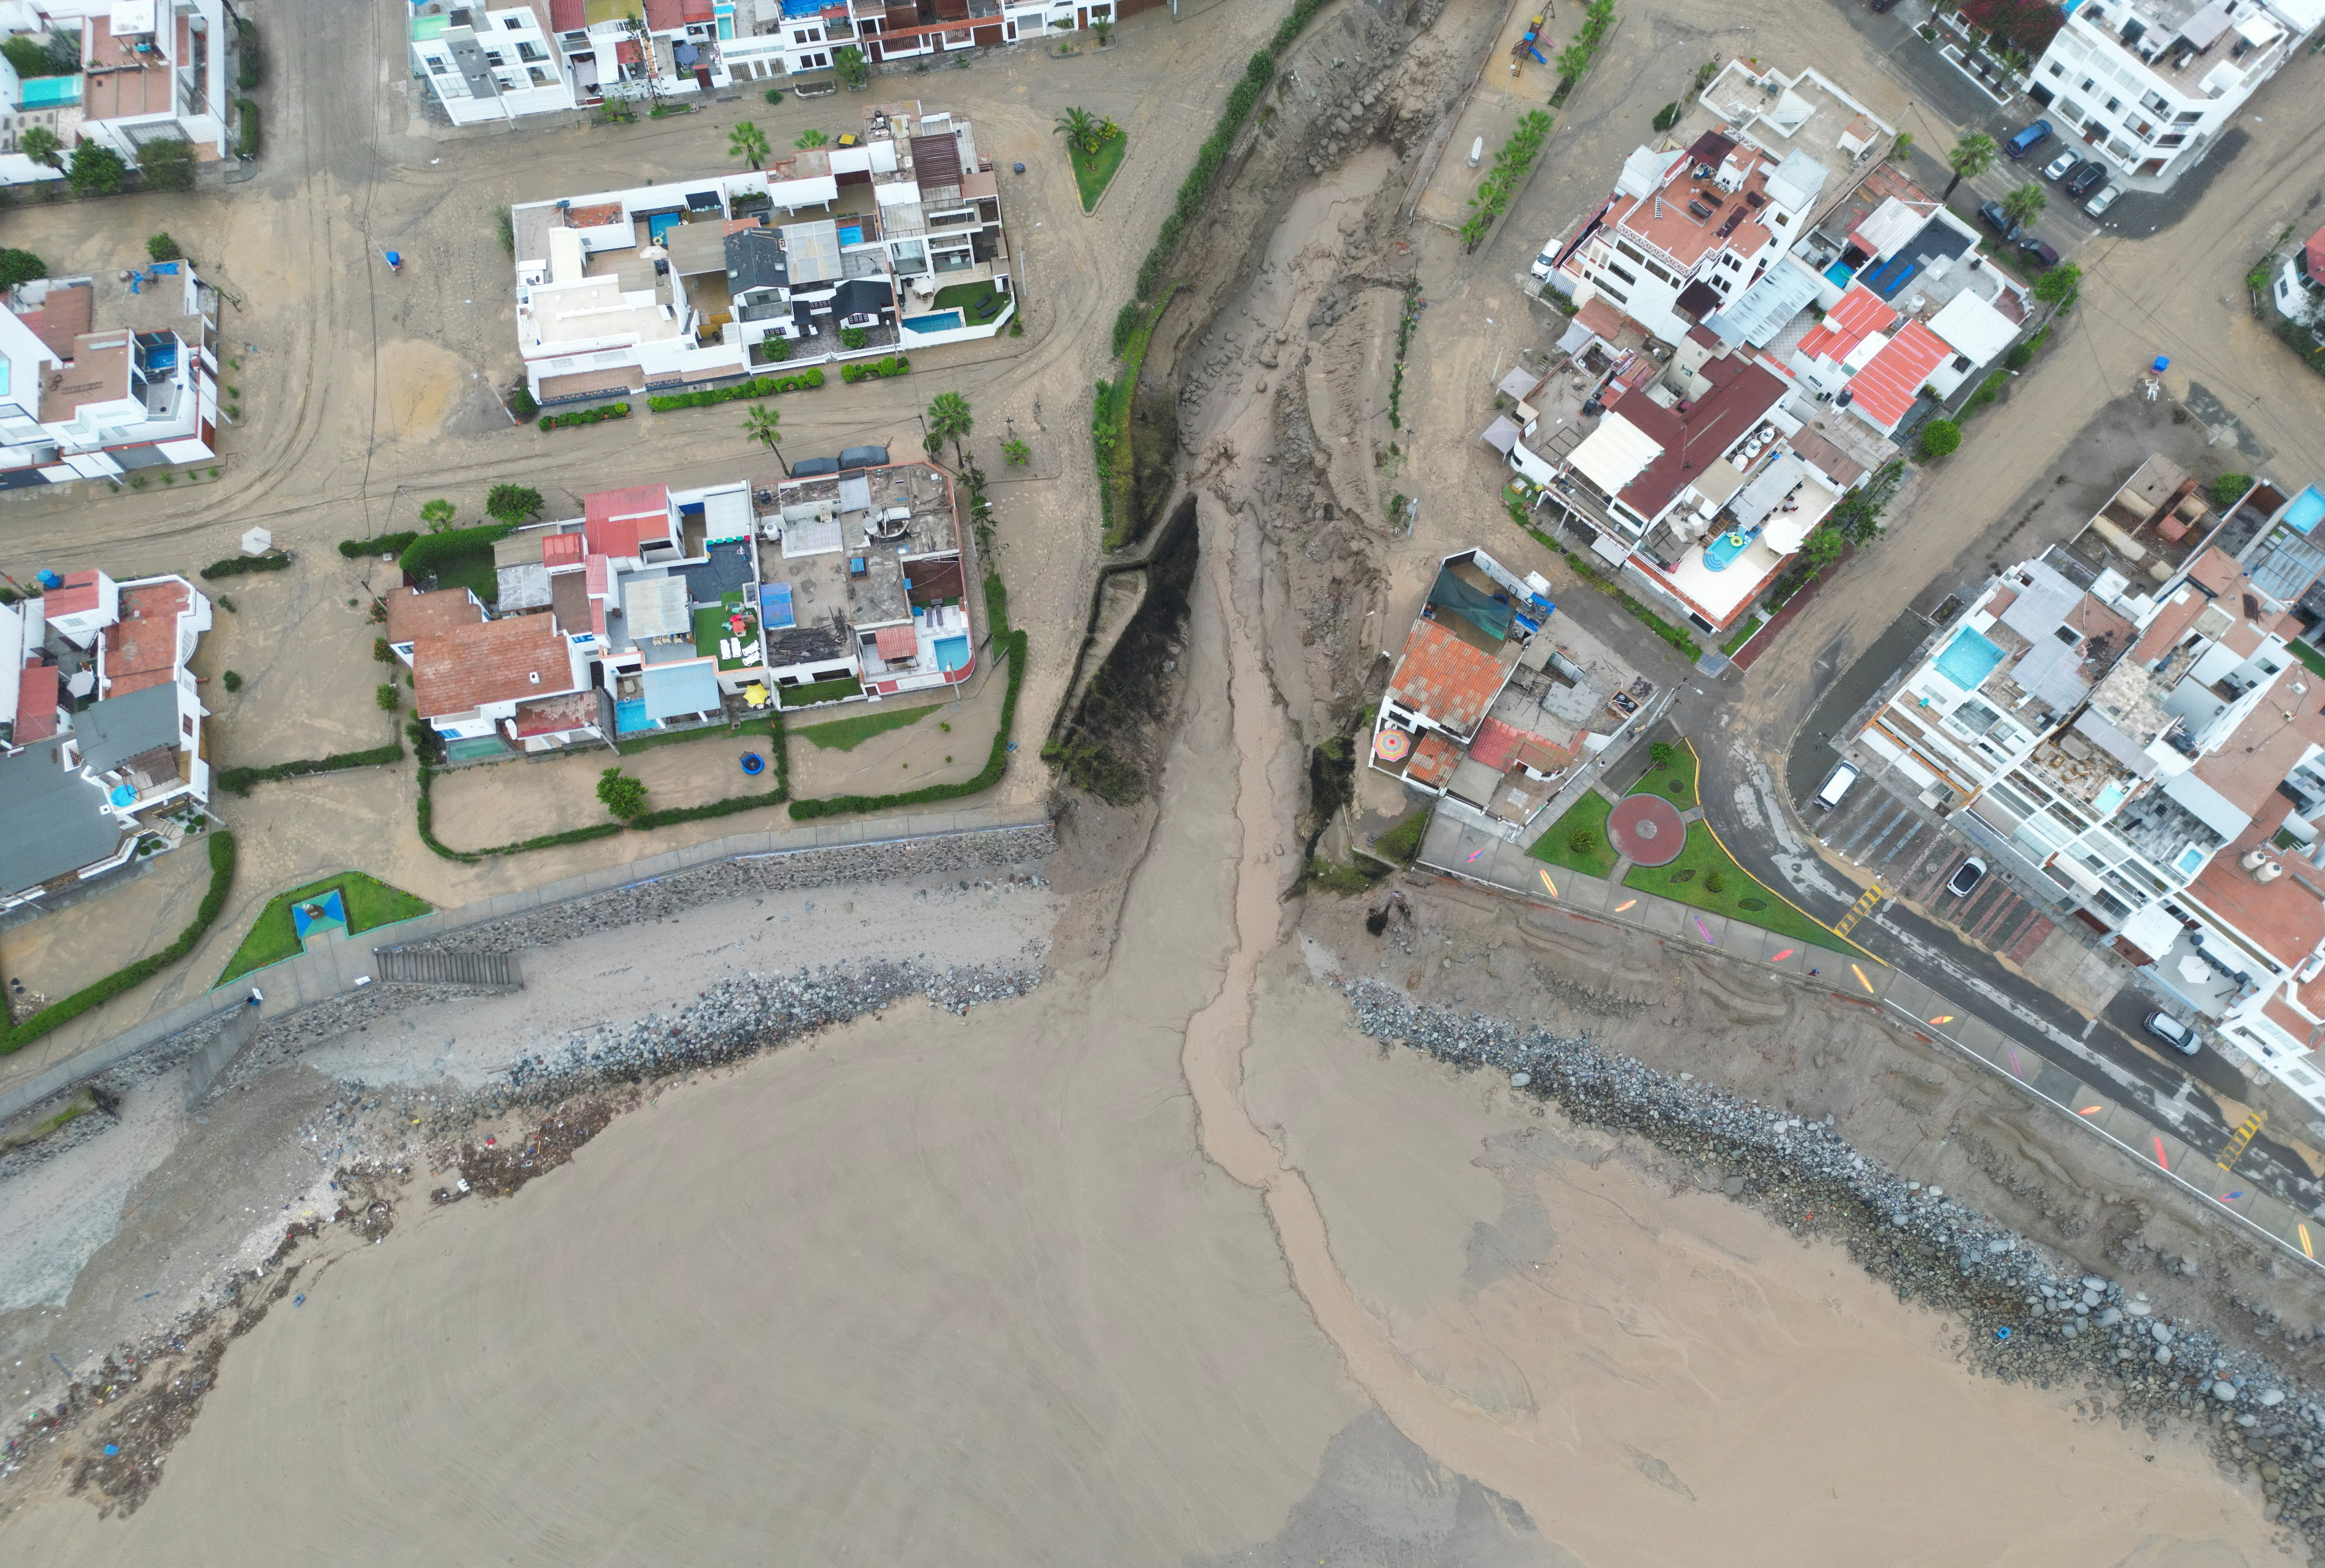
[2210,473,2253,509]
[764,87,785,104]
[373,638,393,663]
[1703,869,1727,895]
[236,99,259,159]
[1647,740,1676,768]
[840,325,868,350]
[2003,341,2035,371]
[840,355,911,384]
[507,385,537,419]
[538,400,631,430]
[1002,437,1030,466]
[375,683,400,712]
[646,371,822,412]
[145,232,184,263]
[199,553,292,580]
[221,670,244,693]
[597,766,648,821]
[418,498,457,530]
[1652,101,1681,132]
[1568,827,1600,854]
[1916,419,1962,461]
[338,529,418,560]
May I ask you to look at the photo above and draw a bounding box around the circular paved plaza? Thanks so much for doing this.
[1608,794,1685,867]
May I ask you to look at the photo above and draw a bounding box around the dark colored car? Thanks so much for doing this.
[1869,0,1901,11]
[2064,161,2106,198]
[2017,235,2061,268]
[1946,857,1988,899]
[2004,119,2055,159]
[1977,200,2017,240]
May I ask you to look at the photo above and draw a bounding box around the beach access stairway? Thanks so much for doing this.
[372,947,524,990]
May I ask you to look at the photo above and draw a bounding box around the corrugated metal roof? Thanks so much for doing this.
[640,659,721,721]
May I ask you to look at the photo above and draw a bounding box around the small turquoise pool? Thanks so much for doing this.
[1822,259,1855,287]
[935,634,970,671]
[901,309,963,333]
[838,224,866,246]
[615,697,648,733]
[20,76,78,109]
[2284,485,2325,536]
[1701,527,1757,571]
[647,212,684,245]
[1934,628,2005,690]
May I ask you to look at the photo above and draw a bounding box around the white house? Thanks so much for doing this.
[410,1,578,126]
[0,269,219,488]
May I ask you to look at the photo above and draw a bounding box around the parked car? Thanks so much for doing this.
[2064,161,2106,198]
[2085,183,2122,218]
[2017,235,2062,268]
[1814,762,1860,810]
[2041,149,2079,182]
[1530,247,1557,282]
[2004,119,2055,159]
[2144,1011,2199,1055]
[1946,857,1988,898]
[1977,199,2017,239]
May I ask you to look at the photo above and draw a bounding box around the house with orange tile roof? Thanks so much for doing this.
[0,270,219,489]
[0,563,211,912]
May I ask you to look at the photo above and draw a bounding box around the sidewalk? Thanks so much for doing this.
[1418,813,2325,1276]
[0,802,1052,1125]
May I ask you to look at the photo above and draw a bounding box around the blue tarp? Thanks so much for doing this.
[640,659,721,722]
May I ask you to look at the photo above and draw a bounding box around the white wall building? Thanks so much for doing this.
[410,1,578,126]
[2027,0,2324,183]
[0,268,219,488]
[0,0,232,181]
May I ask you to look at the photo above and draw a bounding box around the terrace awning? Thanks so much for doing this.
[640,659,721,721]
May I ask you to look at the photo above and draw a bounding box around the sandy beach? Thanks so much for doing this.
[0,493,2291,1565]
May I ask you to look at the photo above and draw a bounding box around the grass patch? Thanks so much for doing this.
[1626,747,1695,809]
[2289,638,2325,680]
[421,543,499,602]
[1068,132,1129,211]
[931,278,1008,324]
[217,871,432,984]
[1719,614,1765,657]
[1623,823,1845,952]
[780,675,865,708]
[1302,855,1389,895]
[796,703,933,751]
[1373,808,1430,865]
[1528,792,1617,878]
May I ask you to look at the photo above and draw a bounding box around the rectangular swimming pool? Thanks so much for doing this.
[2284,486,2325,537]
[614,697,648,733]
[901,310,963,333]
[1934,628,2005,690]
[837,224,866,246]
[20,76,79,109]
[935,634,971,672]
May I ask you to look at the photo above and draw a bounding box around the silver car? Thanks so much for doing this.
[2143,1010,2197,1056]
[2085,183,2122,218]
[2041,149,2078,181]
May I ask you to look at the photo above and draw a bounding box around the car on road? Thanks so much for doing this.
[2041,149,2079,182]
[2017,235,2061,268]
[1814,762,1860,810]
[1977,200,2018,240]
[2064,161,2106,198]
[2144,1011,2199,1055]
[1946,857,1988,898]
[2085,183,2122,218]
[2004,119,2054,159]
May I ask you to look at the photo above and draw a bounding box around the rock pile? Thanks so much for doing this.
[1342,980,2325,1539]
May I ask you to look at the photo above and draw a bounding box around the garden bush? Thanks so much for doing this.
[840,355,911,384]
[199,553,291,580]
[1,831,234,1055]
[648,371,820,411]
[338,529,418,559]
[2210,473,2253,509]
[398,522,513,586]
[1569,827,1600,854]
[538,400,630,429]
[1916,418,1962,460]
[236,99,258,159]
[219,741,403,796]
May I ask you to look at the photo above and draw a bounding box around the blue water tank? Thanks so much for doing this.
[36,569,60,589]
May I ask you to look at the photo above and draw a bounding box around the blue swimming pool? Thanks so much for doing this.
[1934,628,2005,690]
[1822,259,1855,288]
[20,76,78,109]
[838,224,866,246]
[615,697,648,733]
[2284,485,2325,537]
[935,634,971,672]
[901,310,964,334]
[647,212,684,245]
[1701,527,1757,572]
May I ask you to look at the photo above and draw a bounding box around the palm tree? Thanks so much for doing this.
[927,391,974,468]
[1053,106,1101,157]
[1943,131,1997,201]
[2000,181,2047,232]
[742,402,787,474]
[728,120,770,171]
[17,125,60,171]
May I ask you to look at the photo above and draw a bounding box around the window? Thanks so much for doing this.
[2049,62,2065,76]
[1596,280,1629,305]
[2081,76,2096,92]
[519,41,547,61]
[2104,96,2121,112]
[485,50,506,65]
[793,28,818,42]
[1616,240,1646,265]
[503,15,521,28]
[2176,109,2202,122]
[2159,133,2186,147]
[1951,354,1971,371]
[1602,260,1637,286]
[2053,626,2080,645]
[528,65,552,86]
[428,56,448,72]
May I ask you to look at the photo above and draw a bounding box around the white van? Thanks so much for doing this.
[1814,762,1859,811]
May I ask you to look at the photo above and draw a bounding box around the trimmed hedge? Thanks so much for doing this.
[648,370,822,410]
[399,521,513,586]
[1,830,235,1054]
[630,717,791,829]
[218,741,403,797]
[199,553,291,580]
[790,629,1026,820]
[840,355,910,384]
[539,401,630,430]
[339,530,419,560]
[236,98,258,159]
[415,765,625,863]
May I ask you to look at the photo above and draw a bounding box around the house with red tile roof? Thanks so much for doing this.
[0,566,212,913]
[413,614,597,750]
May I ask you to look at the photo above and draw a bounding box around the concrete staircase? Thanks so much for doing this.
[372,947,523,990]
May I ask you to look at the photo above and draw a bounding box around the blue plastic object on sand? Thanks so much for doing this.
[2152,355,2169,373]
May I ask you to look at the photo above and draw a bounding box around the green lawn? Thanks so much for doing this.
[780,675,865,707]
[1626,745,1697,810]
[795,703,933,751]
[218,872,433,984]
[1719,614,1766,657]
[1622,823,1846,952]
[1068,133,1129,212]
[1527,792,1618,878]
[931,279,1008,325]
[426,543,499,603]
[694,597,757,671]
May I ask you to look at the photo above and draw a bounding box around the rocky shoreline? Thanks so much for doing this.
[1,955,1044,1518]
[1341,979,2325,1545]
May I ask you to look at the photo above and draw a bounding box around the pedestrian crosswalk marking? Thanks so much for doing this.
[1831,882,1886,939]
[2216,1112,2265,1174]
